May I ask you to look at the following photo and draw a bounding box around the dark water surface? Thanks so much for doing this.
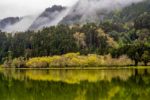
[0,68,150,100]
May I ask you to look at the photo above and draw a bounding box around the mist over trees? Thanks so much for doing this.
[0,0,146,32]
[0,17,150,66]
[0,0,150,67]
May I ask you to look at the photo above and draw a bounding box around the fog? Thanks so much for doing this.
[0,0,145,32]
[62,0,144,23]
[2,14,40,33]
[0,0,78,19]
[36,8,70,30]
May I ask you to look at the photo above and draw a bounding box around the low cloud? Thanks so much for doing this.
[1,0,145,32]
[0,0,78,19]
[62,0,144,23]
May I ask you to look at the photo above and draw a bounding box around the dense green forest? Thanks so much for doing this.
[0,3,150,67]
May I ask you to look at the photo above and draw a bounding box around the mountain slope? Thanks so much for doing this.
[0,0,150,32]
[60,0,145,24]
[106,0,150,22]
[0,17,20,30]
[29,5,67,30]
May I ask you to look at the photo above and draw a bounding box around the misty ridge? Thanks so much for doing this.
[0,0,145,32]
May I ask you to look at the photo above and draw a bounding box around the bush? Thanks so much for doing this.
[11,57,26,68]
[25,53,132,68]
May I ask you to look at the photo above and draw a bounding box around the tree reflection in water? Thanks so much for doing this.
[0,69,150,100]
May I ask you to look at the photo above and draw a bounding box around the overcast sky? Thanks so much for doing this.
[0,0,78,19]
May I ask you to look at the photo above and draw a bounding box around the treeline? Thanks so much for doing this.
[0,24,118,62]
[0,12,150,67]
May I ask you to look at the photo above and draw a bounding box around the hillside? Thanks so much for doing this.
[29,5,67,30]
[106,0,150,22]
[0,17,20,30]
[0,0,150,32]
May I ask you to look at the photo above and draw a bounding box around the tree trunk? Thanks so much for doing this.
[135,60,138,66]
[144,61,148,66]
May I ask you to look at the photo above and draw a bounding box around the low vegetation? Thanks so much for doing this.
[3,53,133,68]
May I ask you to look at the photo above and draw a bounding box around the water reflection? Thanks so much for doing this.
[0,69,150,100]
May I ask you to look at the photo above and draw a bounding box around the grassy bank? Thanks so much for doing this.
[3,53,134,68]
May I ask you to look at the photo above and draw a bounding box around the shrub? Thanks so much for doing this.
[11,57,26,68]
[25,53,132,68]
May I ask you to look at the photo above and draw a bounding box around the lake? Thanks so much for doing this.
[0,68,150,100]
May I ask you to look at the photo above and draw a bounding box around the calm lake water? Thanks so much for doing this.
[0,68,150,100]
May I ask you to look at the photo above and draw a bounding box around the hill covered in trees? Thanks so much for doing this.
[0,0,149,32]
[0,15,150,67]
[0,0,150,67]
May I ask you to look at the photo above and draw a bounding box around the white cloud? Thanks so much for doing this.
[0,0,78,19]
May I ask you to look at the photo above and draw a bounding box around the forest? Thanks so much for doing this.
[0,7,150,68]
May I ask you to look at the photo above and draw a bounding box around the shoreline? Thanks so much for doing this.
[1,66,150,70]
